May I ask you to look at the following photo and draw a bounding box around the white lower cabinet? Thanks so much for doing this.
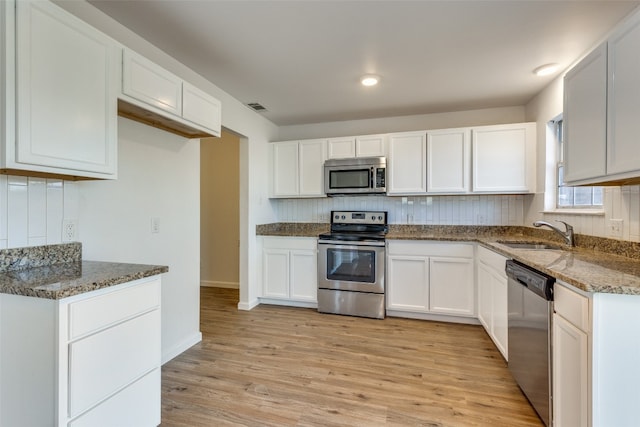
[476,246,508,359]
[553,313,588,427]
[0,275,162,427]
[260,236,317,305]
[552,281,590,427]
[387,240,475,320]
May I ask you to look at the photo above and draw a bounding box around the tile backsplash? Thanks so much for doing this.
[0,175,78,249]
[274,194,525,225]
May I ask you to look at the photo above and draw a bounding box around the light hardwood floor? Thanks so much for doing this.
[161,287,543,427]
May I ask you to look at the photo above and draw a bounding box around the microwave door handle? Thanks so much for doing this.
[370,167,374,189]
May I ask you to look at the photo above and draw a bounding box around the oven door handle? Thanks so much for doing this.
[318,239,386,247]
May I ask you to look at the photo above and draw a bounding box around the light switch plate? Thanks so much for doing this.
[609,219,623,238]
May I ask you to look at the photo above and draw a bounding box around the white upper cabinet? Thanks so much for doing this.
[5,0,119,179]
[122,49,182,116]
[326,134,386,159]
[563,43,608,183]
[387,131,427,194]
[270,139,326,198]
[327,137,356,159]
[607,13,640,177]
[427,128,470,193]
[182,81,221,134]
[564,10,640,185]
[120,49,221,138]
[472,123,536,193]
[356,134,387,157]
[298,139,326,196]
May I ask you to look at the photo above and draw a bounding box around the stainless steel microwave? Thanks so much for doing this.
[324,157,386,195]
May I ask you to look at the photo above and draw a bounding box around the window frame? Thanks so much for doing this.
[554,118,604,211]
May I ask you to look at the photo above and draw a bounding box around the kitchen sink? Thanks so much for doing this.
[497,241,563,250]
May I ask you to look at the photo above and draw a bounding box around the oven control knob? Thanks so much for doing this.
[371,215,375,220]
[341,215,346,219]
[378,215,383,221]
[334,214,339,220]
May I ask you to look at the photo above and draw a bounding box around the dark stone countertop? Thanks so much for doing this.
[0,242,168,299]
[257,222,640,296]
[0,260,168,300]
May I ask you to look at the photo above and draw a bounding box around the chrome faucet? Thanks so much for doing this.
[533,220,575,246]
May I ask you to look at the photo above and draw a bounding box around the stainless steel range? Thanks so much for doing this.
[317,210,387,319]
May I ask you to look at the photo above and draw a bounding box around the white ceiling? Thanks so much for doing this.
[86,0,639,127]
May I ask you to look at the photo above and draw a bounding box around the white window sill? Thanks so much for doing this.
[541,209,605,216]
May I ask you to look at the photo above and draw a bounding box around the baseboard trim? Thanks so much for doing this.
[200,280,239,289]
[161,331,203,365]
[386,310,480,325]
[237,298,259,311]
[258,298,317,309]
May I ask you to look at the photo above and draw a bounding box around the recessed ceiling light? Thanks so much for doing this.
[533,63,559,77]
[361,75,380,87]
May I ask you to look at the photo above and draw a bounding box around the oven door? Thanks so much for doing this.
[317,241,385,293]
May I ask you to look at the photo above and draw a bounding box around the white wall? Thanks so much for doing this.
[524,76,640,242]
[78,118,201,363]
[278,106,526,140]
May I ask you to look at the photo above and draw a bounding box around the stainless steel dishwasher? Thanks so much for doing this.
[506,259,555,427]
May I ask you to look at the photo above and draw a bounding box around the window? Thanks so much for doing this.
[555,118,603,209]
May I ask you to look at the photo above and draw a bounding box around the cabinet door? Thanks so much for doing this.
[429,256,474,316]
[553,314,589,427]
[564,43,607,183]
[477,262,493,331]
[182,81,221,137]
[15,0,118,176]
[122,49,182,116]
[427,128,470,193]
[327,137,355,159]
[388,132,427,194]
[356,134,387,157]
[472,124,534,193]
[386,255,429,312]
[263,248,290,299]
[493,273,508,359]
[298,139,326,197]
[607,14,640,176]
[290,249,317,302]
[270,142,299,197]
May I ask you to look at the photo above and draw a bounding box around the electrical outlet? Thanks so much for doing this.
[151,217,160,234]
[62,220,77,242]
[609,219,623,238]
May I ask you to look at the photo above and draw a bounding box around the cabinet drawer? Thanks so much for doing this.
[68,309,160,417]
[554,282,590,331]
[388,240,473,257]
[477,246,508,275]
[262,236,317,251]
[69,368,160,427]
[68,277,160,340]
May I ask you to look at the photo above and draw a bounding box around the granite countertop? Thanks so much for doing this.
[258,222,640,296]
[0,242,168,300]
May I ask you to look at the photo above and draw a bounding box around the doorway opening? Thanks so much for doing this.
[200,130,240,303]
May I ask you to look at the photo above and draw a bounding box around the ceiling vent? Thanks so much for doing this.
[247,102,268,112]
